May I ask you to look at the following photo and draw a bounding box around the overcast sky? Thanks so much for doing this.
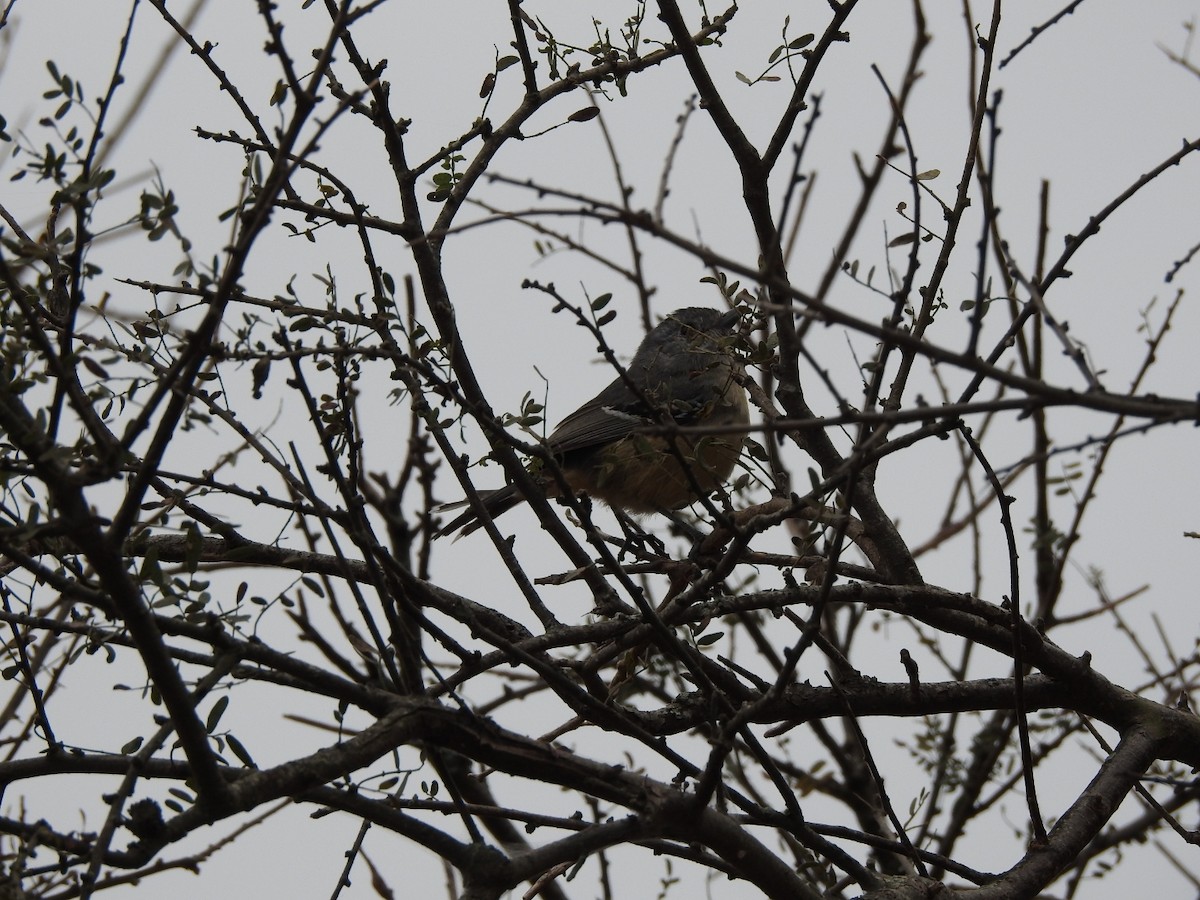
[2,2,1200,897]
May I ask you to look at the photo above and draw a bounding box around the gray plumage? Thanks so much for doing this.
[438,307,748,537]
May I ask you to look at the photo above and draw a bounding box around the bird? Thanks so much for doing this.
[437,306,749,537]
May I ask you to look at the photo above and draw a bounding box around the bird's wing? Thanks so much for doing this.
[547,394,650,455]
[546,370,716,456]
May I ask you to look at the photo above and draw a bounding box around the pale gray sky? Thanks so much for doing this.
[2,2,1199,897]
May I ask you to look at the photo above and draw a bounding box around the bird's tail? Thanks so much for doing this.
[434,485,525,539]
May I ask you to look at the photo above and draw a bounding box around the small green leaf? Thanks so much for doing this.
[206,696,229,733]
[227,733,256,768]
[744,438,769,461]
[81,357,109,379]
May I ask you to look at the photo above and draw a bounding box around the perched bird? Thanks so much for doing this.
[438,306,749,537]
